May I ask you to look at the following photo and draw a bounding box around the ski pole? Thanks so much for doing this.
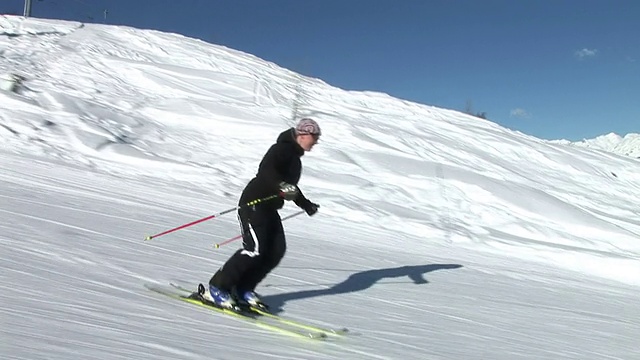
[214,210,306,248]
[144,194,280,241]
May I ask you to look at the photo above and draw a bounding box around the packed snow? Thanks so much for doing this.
[1,16,639,360]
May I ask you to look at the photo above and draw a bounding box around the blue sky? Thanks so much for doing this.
[3,0,638,140]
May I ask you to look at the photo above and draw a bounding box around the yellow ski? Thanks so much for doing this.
[248,306,349,336]
[144,284,326,340]
[168,282,349,336]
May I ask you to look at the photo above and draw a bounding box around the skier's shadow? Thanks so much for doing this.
[263,263,463,314]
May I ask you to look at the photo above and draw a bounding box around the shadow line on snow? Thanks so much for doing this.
[262,263,463,314]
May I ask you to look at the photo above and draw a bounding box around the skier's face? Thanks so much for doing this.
[298,133,319,151]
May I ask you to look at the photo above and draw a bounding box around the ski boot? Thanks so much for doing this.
[239,290,269,311]
[198,283,238,311]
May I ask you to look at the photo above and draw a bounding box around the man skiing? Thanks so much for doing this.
[205,118,322,310]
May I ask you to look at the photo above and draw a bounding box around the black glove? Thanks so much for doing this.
[279,181,299,201]
[303,202,319,216]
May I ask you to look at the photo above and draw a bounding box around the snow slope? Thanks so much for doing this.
[1,16,640,360]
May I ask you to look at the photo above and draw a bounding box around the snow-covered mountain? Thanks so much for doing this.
[2,16,640,360]
[553,132,640,158]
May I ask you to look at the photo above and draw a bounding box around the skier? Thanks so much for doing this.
[206,118,322,310]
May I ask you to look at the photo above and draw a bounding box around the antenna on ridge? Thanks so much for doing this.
[23,0,32,17]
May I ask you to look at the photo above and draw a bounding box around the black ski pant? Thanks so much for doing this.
[209,206,286,294]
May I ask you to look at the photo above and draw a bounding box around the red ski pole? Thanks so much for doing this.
[214,210,306,248]
[144,194,280,241]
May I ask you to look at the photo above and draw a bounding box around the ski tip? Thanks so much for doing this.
[214,243,220,248]
[144,235,152,241]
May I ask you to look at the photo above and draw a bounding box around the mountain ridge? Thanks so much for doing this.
[552,132,640,159]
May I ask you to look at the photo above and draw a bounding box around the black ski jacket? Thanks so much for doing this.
[239,128,313,211]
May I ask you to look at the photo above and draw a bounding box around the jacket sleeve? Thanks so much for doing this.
[257,143,290,194]
[294,187,313,209]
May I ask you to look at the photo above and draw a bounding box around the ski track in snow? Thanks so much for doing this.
[1,16,640,360]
